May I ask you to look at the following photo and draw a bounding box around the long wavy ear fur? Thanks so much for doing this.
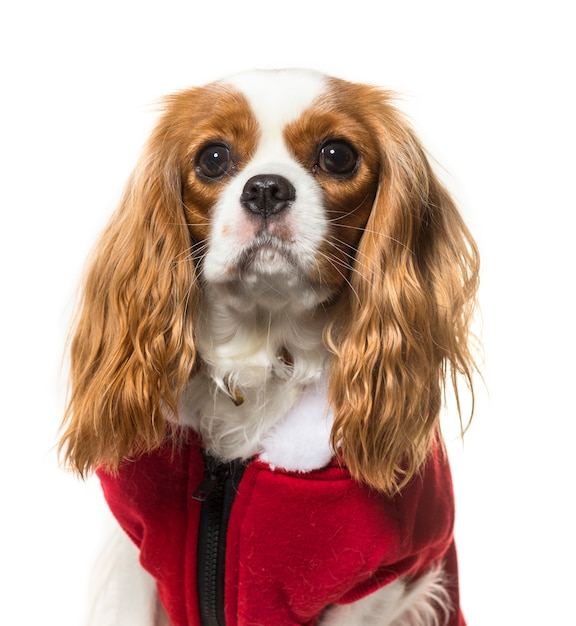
[59,111,199,477]
[327,102,480,495]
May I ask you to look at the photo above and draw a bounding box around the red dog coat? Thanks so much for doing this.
[98,433,465,625]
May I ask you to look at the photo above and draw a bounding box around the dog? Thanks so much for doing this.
[60,68,479,626]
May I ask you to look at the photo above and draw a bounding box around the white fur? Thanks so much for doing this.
[90,69,453,625]
[225,68,327,132]
[83,513,168,626]
[258,376,335,471]
[176,302,329,461]
[320,567,452,626]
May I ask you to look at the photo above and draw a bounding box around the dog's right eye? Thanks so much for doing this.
[196,144,232,180]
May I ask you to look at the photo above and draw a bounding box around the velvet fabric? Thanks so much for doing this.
[98,434,465,625]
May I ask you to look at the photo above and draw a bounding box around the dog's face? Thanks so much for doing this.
[169,70,381,314]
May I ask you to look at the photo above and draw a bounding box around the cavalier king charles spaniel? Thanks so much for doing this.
[60,69,479,626]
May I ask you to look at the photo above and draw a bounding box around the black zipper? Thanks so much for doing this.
[192,451,246,626]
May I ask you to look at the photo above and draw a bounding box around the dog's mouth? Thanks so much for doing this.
[238,238,298,278]
[208,236,331,312]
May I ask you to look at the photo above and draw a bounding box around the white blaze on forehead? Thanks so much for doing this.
[224,69,327,146]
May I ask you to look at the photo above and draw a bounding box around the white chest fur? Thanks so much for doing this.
[176,353,334,470]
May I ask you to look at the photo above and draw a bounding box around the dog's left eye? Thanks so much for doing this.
[317,141,358,177]
[196,144,232,180]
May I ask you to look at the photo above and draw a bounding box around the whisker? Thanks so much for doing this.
[328,221,414,254]
[313,249,362,307]
[324,193,373,224]
[323,236,380,282]
[172,241,209,266]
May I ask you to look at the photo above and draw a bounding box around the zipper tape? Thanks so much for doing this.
[194,451,246,626]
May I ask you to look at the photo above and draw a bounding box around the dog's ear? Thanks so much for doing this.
[328,103,480,494]
[59,105,200,477]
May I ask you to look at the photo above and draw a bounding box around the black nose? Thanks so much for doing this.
[240,174,296,218]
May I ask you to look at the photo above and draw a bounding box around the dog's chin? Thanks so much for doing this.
[207,245,331,314]
[241,242,296,277]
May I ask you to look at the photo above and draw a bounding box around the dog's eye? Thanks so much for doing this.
[317,141,358,177]
[196,144,232,180]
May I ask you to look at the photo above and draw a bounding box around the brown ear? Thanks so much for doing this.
[327,110,479,494]
[59,119,199,477]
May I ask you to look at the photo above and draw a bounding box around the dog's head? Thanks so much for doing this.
[60,69,479,493]
[139,69,384,317]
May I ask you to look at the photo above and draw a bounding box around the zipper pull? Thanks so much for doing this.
[192,452,225,502]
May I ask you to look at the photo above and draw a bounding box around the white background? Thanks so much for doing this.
[1,1,574,624]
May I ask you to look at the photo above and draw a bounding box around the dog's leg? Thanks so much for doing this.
[84,518,163,626]
[319,566,451,626]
